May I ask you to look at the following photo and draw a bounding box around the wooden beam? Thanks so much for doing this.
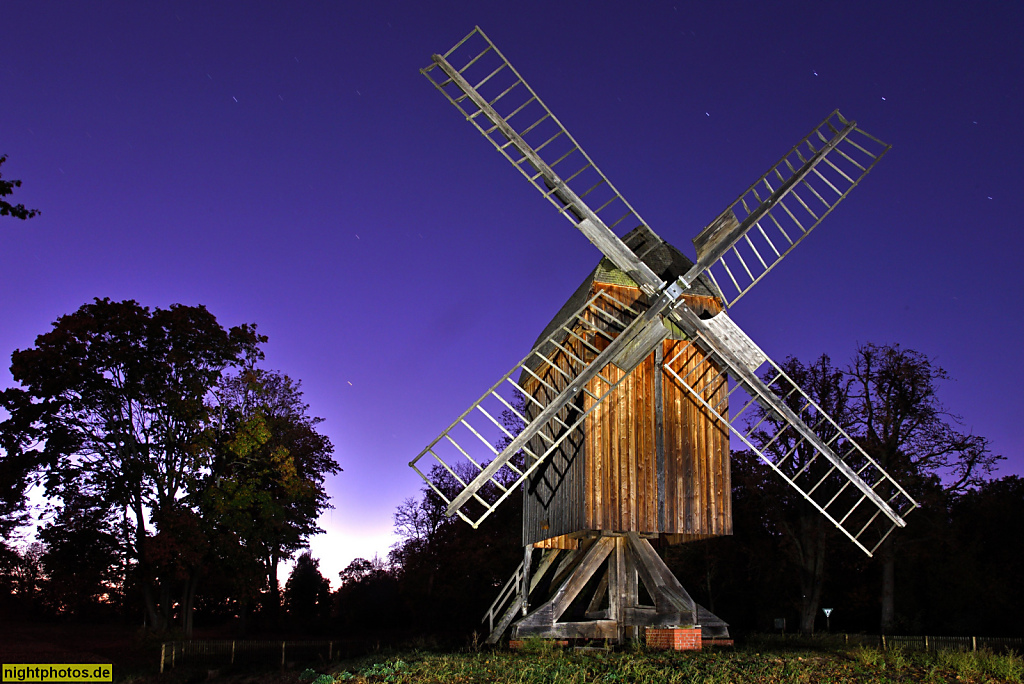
[515,537,615,631]
[529,549,561,595]
[585,567,609,617]
[515,620,618,640]
[626,532,697,625]
[521,545,533,617]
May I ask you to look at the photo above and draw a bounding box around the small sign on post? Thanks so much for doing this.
[774,617,786,633]
[822,607,833,632]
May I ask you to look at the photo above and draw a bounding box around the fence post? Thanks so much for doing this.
[281,641,286,668]
[881,635,886,651]
[160,643,166,674]
[328,641,333,661]
[231,641,235,665]
[972,636,977,652]
[924,635,928,652]
[172,642,176,668]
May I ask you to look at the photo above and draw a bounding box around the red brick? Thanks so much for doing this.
[645,627,703,651]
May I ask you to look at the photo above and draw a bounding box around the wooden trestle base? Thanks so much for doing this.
[492,532,728,645]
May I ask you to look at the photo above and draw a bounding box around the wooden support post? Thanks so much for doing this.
[522,545,533,617]
[607,538,620,623]
[281,641,286,668]
[328,641,333,661]
[623,537,639,642]
[614,536,629,643]
[160,643,166,674]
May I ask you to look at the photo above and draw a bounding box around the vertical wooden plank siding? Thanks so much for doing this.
[659,338,732,537]
[523,282,732,547]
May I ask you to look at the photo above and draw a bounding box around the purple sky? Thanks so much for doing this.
[3,2,1022,585]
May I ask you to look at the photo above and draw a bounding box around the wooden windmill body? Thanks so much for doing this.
[411,27,920,645]
[523,225,731,551]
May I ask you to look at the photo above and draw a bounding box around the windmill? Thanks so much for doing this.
[410,27,918,645]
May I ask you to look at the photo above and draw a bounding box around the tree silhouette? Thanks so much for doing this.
[0,155,40,220]
[284,551,331,631]
[0,298,263,631]
[848,343,1001,633]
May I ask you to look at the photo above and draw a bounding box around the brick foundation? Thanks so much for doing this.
[645,627,703,651]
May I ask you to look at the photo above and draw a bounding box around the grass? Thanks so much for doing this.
[308,643,1024,684]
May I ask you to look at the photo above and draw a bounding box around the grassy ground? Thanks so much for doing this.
[5,622,1019,684]
[307,642,1024,684]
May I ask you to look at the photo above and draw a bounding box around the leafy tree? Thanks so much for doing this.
[283,551,331,630]
[0,154,40,220]
[38,489,126,618]
[847,343,1001,632]
[944,476,1024,634]
[334,556,400,635]
[204,369,339,627]
[0,298,262,631]
[9,542,46,613]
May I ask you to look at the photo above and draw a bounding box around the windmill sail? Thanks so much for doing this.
[663,305,918,556]
[684,111,891,307]
[421,26,664,294]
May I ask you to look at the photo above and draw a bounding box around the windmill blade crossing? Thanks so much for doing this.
[422,27,664,295]
[663,305,918,557]
[684,111,891,308]
[411,289,674,528]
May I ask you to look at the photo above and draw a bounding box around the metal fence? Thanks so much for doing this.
[879,634,1024,653]
[159,640,340,673]
[160,633,1024,672]
[757,632,1024,654]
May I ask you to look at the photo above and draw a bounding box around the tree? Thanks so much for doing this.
[0,298,262,631]
[387,458,521,641]
[742,354,854,633]
[944,476,1024,634]
[333,556,400,635]
[37,488,125,618]
[0,154,40,220]
[204,369,339,627]
[283,551,331,630]
[9,542,46,613]
[848,343,1001,633]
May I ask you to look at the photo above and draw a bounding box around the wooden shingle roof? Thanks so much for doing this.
[526,225,721,355]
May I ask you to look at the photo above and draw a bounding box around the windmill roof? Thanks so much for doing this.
[522,226,721,372]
